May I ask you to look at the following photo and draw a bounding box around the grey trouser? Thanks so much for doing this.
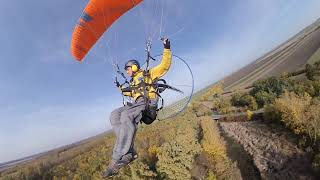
[110,99,157,160]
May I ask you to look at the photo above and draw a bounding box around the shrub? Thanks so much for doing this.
[201,84,224,101]
[191,102,201,111]
[199,116,239,179]
[263,105,281,123]
[206,171,217,180]
[304,99,320,142]
[274,91,311,135]
[312,80,320,97]
[254,91,277,107]
[312,153,320,173]
[246,110,254,121]
[250,77,289,97]
[212,97,233,114]
[292,81,313,96]
[200,117,227,159]
[306,63,317,80]
[156,115,201,180]
[231,93,258,110]
[269,92,320,143]
[230,92,242,106]
[129,161,157,180]
[192,101,212,117]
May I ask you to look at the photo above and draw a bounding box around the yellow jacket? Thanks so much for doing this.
[121,49,172,101]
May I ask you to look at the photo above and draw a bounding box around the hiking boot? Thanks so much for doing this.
[121,151,138,165]
[103,151,138,177]
[103,159,126,177]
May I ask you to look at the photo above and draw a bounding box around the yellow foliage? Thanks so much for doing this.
[201,84,224,101]
[246,110,254,121]
[274,91,311,134]
[206,171,217,180]
[199,116,240,179]
[148,145,160,155]
[72,174,81,180]
[156,114,201,180]
[211,96,233,114]
[192,101,201,111]
[200,116,227,159]
[0,103,237,180]
[128,161,157,179]
[271,92,320,144]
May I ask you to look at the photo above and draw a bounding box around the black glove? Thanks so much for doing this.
[114,78,121,87]
[163,38,170,49]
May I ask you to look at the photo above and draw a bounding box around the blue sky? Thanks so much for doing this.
[1,0,320,163]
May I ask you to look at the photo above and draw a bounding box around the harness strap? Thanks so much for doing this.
[121,71,182,116]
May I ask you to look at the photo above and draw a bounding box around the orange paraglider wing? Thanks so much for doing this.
[71,0,143,61]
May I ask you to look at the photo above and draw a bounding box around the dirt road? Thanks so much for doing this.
[219,120,316,180]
